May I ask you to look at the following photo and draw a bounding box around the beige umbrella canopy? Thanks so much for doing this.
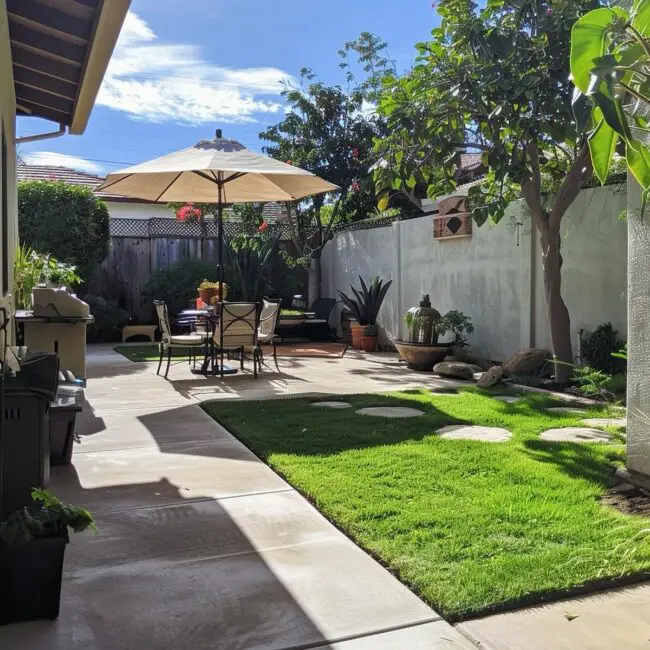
[96,129,338,203]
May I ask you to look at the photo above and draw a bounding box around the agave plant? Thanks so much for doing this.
[338,276,392,326]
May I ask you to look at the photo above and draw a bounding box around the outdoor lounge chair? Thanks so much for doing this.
[276,298,337,342]
[154,301,206,379]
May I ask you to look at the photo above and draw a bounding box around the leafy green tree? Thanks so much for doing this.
[570,0,650,201]
[375,0,602,381]
[260,32,392,301]
[18,181,109,283]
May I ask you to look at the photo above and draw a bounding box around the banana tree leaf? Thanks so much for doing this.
[588,108,619,184]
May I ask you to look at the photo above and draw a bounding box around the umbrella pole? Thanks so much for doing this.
[218,177,224,378]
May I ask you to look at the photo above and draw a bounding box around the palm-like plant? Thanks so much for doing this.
[338,276,392,326]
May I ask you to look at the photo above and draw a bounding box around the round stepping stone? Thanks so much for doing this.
[436,425,512,442]
[430,389,461,396]
[540,427,612,443]
[312,401,352,409]
[356,406,424,418]
[581,417,627,428]
[493,395,522,403]
[547,407,588,416]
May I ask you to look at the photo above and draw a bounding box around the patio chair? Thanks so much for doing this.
[154,301,206,379]
[213,302,260,378]
[257,299,281,371]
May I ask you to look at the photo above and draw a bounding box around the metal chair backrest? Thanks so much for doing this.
[259,299,280,339]
[154,301,172,343]
[215,302,259,349]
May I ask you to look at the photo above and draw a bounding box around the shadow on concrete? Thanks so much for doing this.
[33,465,336,650]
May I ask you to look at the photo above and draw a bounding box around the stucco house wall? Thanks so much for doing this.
[0,0,18,298]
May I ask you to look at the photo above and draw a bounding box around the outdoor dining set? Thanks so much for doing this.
[154,299,281,380]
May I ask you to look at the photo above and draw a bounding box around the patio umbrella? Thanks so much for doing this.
[96,128,338,372]
[97,129,338,287]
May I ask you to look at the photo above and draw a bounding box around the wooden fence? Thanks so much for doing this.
[89,218,299,323]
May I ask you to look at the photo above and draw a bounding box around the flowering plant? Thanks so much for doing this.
[176,202,202,223]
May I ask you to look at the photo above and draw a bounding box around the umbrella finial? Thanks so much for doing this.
[215,128,223,139]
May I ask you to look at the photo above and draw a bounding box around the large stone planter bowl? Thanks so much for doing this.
[394,340,452,371]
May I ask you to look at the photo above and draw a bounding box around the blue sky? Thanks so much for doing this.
[17,0,438,178]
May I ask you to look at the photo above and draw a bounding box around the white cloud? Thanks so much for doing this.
[97,11,292,125]
[21,152,104,175]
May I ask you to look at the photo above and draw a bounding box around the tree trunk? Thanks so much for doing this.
[540,227,573,384]
[307,255,322,305]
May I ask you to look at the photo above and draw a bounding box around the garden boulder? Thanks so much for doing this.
[477,365,503,388]
[501,348,549,376]
[433,361,483,381]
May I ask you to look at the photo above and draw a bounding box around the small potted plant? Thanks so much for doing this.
[0,489,95,624]
[361,324,379,352]
[198,279,228,305]
[338,276,392,350]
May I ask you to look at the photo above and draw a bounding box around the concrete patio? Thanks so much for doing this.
[0,345,473,650]
[2,344,649,649]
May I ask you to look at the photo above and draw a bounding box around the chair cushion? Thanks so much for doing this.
[170,334,205,345]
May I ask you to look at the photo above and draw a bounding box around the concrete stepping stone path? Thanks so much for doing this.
[547,407,589,416]
[581,417,627,428]
[540,427,612,443]
[311,401,352,409]
[493,395,522,403]
[436,425,512,442]
[356,407,425,418]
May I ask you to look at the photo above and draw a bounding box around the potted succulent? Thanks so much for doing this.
[338,276,392,351]
[0,489,95,625]
[197,279,228,305]
[361,324,379,352]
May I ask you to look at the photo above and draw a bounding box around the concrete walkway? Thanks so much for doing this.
[0,346,473,650]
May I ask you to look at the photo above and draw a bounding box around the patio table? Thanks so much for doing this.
[177,308,237,376]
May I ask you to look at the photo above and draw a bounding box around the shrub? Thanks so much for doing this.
[581,323,626,375]
[82,294,130,343]
[145,259,224,315]
[18,181,109,282]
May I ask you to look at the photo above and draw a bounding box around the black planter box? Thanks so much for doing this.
[49,389,83,466]
[0,534,68,625]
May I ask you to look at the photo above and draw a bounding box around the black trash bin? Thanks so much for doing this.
[0,353,59,519]
[49,386,84,466]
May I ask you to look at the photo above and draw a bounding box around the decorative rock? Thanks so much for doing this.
[493,395,522,403]
[581,417,627,428]
[433,361,484,381]
[540,427,612,443]
[443,356,457,362]
[547,407,588,416]
[356,407,425,418]
[312,401,352,409]
[477,366,503,388]
[436,424,512,442]
[501,347,550,376]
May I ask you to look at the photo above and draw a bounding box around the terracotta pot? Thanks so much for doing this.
[199,288,216,305]
[350,322,364,349]
[393,340,452,371]
[360,335,377,353]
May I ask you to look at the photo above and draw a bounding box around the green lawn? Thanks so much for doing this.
[115,344,187,362]
[202,388,650,621]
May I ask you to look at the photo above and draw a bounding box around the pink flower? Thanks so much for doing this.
[176,202,201,222]
[258,220,269,232]
[352,147,359,160]
[351,181,361,193]
[546,7,552,14]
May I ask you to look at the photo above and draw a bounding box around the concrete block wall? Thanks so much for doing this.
[322,185,627,361]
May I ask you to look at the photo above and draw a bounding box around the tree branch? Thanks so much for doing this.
[527,139,541,197]
[550,143,593,230]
